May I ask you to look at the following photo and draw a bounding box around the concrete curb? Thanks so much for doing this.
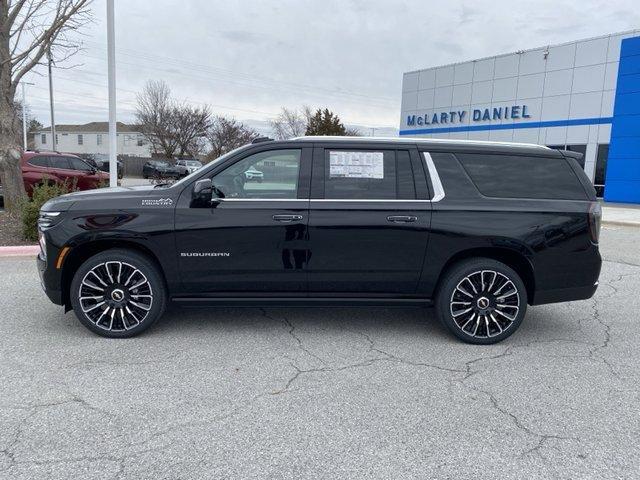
[602,219,640,228]
[0,245,39,257]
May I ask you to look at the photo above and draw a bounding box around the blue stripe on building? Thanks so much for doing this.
[398,117,613,136]
[605,36,640,203]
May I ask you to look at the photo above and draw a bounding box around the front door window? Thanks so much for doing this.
[212,149,301,199]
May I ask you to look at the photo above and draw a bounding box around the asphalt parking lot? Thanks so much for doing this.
[0,225,639,479]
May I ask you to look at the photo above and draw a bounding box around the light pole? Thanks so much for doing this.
[21,82,35,150]
[47,48,56,150]
[107,0,117,186]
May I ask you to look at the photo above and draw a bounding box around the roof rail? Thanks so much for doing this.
[251,136,273,144]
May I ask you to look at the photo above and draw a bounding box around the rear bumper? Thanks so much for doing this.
[531,282,598,305]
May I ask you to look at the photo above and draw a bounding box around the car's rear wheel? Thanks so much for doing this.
[70,249,166,338]
[435,258,527,344]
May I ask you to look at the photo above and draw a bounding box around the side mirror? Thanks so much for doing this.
[191,178,213,207]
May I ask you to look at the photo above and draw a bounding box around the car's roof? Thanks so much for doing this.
[22,150,81,158]
[291,135,548,148]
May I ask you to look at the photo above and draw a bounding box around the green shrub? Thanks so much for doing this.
[21,181,75,242]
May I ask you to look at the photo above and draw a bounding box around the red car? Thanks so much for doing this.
[21,151,109,195]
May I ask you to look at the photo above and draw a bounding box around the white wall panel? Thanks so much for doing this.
[473,58,494,82]
[546,43,576,71]
[403,72,419,92]
[544,69,573,96]
[435,66,454,87]
[494,54,519,79]
[471,80,493,104]
[603,62,619,90]
[517,73,545,99]
[598,124,611,143]
[468,130,490,141]
[453,62,474,85]
[572,64,606,93]
[601,90,615,117]
[519,48,547,75]
[541,94,570,120]
[569,92,603,118]
[449,131,469,140]
[401,91,418,111]
[545,126,568,144]
[433,86,453,108]
[575,37,609,67]
[418,69,436,90]
[489,129,514,141]
[566,125,590,143]
[492,77,518,102]
[452,83,472,105]
[512,128,540,143]
[416,89,435,109]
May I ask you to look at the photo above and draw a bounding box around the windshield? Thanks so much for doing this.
[154,161,170,167]
[170,144,254,189]
[186,161,201,167]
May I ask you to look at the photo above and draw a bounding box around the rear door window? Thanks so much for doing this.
[49,156,72,170]
[322,149,415,200]
[28,156,50,168]
[67,157,92,171]
[456,153,588,200]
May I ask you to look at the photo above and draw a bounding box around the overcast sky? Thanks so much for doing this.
[23,0,640,133]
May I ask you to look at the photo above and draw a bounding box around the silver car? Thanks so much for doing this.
[175,159,203,177]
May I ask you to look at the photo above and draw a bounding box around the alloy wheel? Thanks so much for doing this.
[449,269,520,339]
[78,261,154,332]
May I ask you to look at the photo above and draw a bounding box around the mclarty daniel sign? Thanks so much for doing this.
[406,104,531,127]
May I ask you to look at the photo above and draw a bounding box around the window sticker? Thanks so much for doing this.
[329,151,384,179]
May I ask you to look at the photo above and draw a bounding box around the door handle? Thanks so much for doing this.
[387,215,417,223]
[272,214,303,222]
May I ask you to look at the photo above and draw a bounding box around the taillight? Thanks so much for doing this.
[588,202,602,243]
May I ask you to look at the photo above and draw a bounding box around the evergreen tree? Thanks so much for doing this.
[305,109,347,136]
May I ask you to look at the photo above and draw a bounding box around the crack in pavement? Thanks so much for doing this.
[259,308,327,365]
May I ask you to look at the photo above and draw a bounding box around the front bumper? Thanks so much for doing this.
[37,250,63,305]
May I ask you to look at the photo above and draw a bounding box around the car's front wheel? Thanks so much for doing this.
[69,249,167,338]
[435,258,527,344]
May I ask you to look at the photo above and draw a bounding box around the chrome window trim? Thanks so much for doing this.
[423,152,445,202]
[216,198,430,203]
[310,199,430,203]
[217,198,307,202]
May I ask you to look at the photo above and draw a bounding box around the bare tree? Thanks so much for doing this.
[172,102,211,158]
[135,80,179,158]
[135,80,211,159]
[207,116,258,160]
[0,0,92,212]
[269,106,312,140]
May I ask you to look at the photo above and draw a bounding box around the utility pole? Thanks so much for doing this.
[47,48,56,150]
[107,0,117,187]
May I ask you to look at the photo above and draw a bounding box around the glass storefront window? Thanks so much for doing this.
[594,144,609,198]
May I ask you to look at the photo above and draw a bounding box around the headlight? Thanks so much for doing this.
[38,211,62,230]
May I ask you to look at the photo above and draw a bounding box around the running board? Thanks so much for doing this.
[171,297,433,307]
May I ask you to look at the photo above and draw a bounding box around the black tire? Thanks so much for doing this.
[435,258,527,344]
[70,249,167,338]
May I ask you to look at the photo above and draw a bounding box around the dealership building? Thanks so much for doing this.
[400,30,640,203]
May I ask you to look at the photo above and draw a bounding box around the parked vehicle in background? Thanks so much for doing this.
[36,137,601,343]
[142,160,180,179]
[175,159,202,177]
[21,151,109,195]
[81,154,123,179]
[244,166,263,182]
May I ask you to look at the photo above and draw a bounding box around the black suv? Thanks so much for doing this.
[37,137,602,344]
